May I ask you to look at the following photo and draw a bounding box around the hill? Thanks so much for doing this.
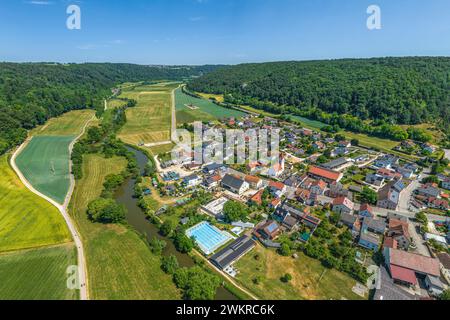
[188,57,450,135]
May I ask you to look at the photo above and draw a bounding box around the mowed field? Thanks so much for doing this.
[15,136,74,204]
[30,109,95,136]
[0,155,71,252]
[0,244,78,300]
[70,154,181,300]
[234,244,363,300]
[175,87,246,124]
[118,83,179,145]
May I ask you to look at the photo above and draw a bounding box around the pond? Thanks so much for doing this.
[114,146,238,300]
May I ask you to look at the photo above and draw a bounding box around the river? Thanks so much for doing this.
[114,146,237,300]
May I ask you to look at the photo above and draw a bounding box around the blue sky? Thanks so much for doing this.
[0,0,449,64]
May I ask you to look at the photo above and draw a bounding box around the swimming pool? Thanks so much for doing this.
[186,222,233,255]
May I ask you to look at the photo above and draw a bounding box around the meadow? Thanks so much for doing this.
[69,154,181,299]
[234,244,363,300]
[15,136,74,204]
[0,154,71,252]
[30,110,95,136]
[0,244,78,300]
[118,83,178,145]
[175,87,246,123]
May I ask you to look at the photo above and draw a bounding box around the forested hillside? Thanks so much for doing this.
[0,63,219,154]
[188,57,450,136]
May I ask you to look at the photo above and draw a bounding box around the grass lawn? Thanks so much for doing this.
[15,136,75,204]
[175,87,246,123]
[118,83,177,145]
[0,243,78,300]
[234,244,364,300]
[30,110,94,136]
[70,154,181,300]
[0,154,71,252]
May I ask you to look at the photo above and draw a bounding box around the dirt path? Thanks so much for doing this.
[10,115,95,301]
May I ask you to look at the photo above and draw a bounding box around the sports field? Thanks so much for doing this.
[118,83,178,145]
[175,87,246,123]
[234,244,363,300]
[69,154,180,299]
[0,244,78,300]
[0,154,71,252]
[15,136,74,204]
[30,110,95,136]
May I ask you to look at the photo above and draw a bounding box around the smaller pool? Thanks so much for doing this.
[186,222,233,255]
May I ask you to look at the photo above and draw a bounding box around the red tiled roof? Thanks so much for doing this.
[309,166,341,181]
[269,181,285,190]
[360,203,373,213]
[389,249,440,277]
[383,237,398,249]
[333,197,354,209]
[245,175,261,184]
[312,180,327,190]
[250,190,263,205]
[390,265,418,285]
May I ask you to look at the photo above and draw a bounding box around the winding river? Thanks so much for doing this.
[114,146,237,300]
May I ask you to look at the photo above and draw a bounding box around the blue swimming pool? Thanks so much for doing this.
[186,222,233,255]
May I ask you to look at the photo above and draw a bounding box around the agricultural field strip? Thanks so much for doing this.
[10,113,95,300]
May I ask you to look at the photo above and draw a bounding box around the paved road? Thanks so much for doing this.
[10,116,94,301]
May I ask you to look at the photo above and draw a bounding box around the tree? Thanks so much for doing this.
[160,220,175,236]
[161,255,179,275]
[173,231,194,253]
[440,289,450,300]
[278,243,291,257]
[87,198,126,223]
[360,187,378,205]
[280,273,292,283]
[173,266,221,300]
[223,200,249,223]
[86,126,103,144]
[415,212,428,225]
[350,139,359,146]
[149,237,166,255]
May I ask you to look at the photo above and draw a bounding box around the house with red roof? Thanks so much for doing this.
[332,197,355,214]
[308,166,343,184]
[359,203,374,218]
[384,248,440,287]
[388,219,411,250]
[310,180,326,195]
[249,189,263,206]
[245,175,263,189]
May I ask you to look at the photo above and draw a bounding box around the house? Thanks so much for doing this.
[269,181,287,197]
[246,161,261,173]
[308,166,343,184]
[249,190,263,206]
[282,214,298,231]
[332,197,354,214]
[387,219,410,250]
[377,182,400,210]
[339,213,360,237]
[384,248,440,287]
[183,174,202,188]
[373,266,417,300]
[359,203,374,218]
[332,147,350,157]
[221,174,249,195]
[416,183,441,198]
[328,181,349,198]
[374,155,399,169]
[284,175,304,188]
[245,175,263,189]
[203,163,227,175]
[428,198,449,211]
[422,143,436,154]
[359,231,381,252]
[310,180,326,195]
[396,166,414,179]
[442,177,450,190]
[295,188,311,204]
[312,141,325,150]
[338,141,351,148]
[256,220,281,240]
[425,275,445,297]
[269,198,281,209]
[203,175,222,189]
[424,233,448,247]
[377,168,398,181]
[300,213,322,230]
[383,237,398,249]
[322,158,352,171]
[362,217,386,234]
[437,253,450,284]
[366,173,385,187]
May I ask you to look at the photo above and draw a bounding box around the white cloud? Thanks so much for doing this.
[26,1,53,5]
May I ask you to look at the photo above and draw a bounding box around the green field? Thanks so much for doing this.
[118,83,178,145]
[0,244,78,300]
[30,110,94,136]
[0,154,71,252]
[234,244,363,300]
[175,87,246,123]
[15,136,74,204]
[70,154,181,299]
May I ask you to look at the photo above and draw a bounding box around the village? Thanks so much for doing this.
[146,114,450,300]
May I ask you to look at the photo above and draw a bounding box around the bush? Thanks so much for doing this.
[173,266,221,300]
[161,255,179,275]
[280,273,292,283]
[149,236,166,255]
[87,198,126,223]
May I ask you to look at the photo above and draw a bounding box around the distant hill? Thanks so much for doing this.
[0,63,222,154]
[188,57,450,134]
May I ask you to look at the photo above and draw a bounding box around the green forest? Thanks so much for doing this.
[0,63,220,154]
[188,57,450,138]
